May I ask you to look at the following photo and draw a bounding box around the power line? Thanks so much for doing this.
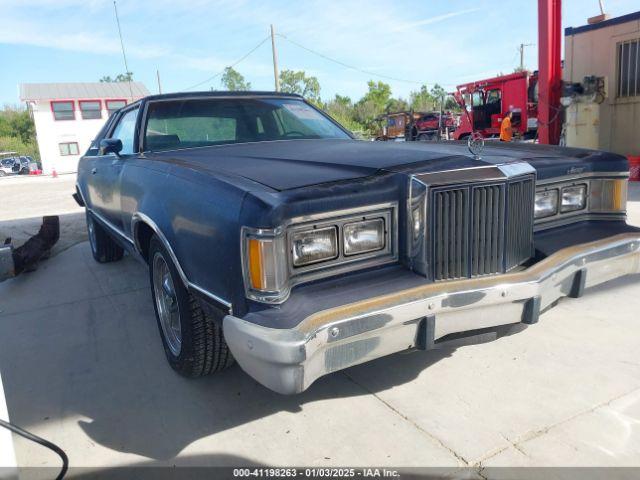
[276,33,456,88]
[183,36,271,91]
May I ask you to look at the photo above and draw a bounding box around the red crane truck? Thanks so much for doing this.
[452,71,539,140]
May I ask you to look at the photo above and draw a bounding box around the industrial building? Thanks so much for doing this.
[564,10,640,156]
[19,82,149,174]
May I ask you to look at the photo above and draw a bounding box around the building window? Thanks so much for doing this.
[51,101,75,121]
[106,99,127,116]
[617,39,639,98]
[59,142,80,156]
[79,100,102,120]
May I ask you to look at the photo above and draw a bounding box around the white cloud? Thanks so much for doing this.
[0,0,532,99]
[391,8,482,32]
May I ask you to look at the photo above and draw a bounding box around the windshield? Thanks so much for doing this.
[143,97,350,151]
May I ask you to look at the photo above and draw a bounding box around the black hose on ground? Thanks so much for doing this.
[0,418,68,479]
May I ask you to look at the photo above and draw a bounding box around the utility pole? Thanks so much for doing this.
[113,0,134,101]
[519,43,534,70]
[270,24,280,92]
[156,69,162,94]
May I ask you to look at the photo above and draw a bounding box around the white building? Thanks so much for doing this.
[19,82,149,174]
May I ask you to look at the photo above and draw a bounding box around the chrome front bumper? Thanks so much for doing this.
[223,233,640,394]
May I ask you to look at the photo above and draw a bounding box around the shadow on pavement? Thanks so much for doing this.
[1,236,637,463]
[0,239,525,462]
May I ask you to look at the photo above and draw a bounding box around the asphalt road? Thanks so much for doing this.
[1,175,639,477]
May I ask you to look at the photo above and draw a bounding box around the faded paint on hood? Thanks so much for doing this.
[149,139,627,191]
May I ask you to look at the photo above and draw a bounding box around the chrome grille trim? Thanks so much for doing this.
[433,188,468,280]
[430,175,535,281]
[471,184,504,276]
[505,177,535,268]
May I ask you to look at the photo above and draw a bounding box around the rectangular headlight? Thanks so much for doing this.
[561,184,587,213]
[343,218,385,256]
[292,226,338,267]
[535,189,559,218]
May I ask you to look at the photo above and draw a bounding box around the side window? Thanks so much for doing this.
[486,89,501,105]
[472,92,484,107]
[110,107,139,155]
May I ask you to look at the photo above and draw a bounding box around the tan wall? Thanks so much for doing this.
[564,17,640,155]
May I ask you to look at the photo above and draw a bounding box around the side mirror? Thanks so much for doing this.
[99,138,123,156]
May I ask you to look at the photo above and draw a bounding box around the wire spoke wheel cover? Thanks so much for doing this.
[153,251,182,356]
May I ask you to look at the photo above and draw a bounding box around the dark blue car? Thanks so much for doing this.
[75,92,640,394]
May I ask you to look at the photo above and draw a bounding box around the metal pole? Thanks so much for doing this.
[113,0,134,101]
[598,0,606,15]
[271,24,280,92]
[156,69,162,94]
[537,0,562,145]
[519,43,534,70]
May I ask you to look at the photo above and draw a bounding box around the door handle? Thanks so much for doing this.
[91,168,97,175]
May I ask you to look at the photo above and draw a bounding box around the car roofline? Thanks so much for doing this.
[141,91,304,102]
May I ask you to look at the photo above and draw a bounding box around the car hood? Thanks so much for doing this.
[150,139,621,191]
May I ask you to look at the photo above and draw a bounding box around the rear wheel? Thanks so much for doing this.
[148,235,234,377]
[86,210,124,263]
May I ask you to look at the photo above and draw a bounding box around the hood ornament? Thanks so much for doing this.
[467,132,485,160]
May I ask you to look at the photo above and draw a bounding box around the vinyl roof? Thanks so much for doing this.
[19,82,150,101]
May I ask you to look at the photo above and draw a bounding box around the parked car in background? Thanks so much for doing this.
[376,111,458,142]
[18,156,38,174]
[75,91,640,394]
[0,157,19,176]
[410,112,458,141]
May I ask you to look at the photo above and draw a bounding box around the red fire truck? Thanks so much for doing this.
[452,71,539,140]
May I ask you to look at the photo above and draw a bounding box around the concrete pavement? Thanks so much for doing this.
[0,180,639,476]
[0,175,85,257]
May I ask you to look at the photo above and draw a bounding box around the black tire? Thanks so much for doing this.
[148,235,234,377]
[86,210,124,263]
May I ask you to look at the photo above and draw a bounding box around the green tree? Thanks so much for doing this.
[323,94,365,134]
[386,97,409,113]
[220,67,251,91]
[279,70,321,103]
[100,72,134,82]
[430,83,447,102]
[361,80,392,111]
[0,106,39,160]
[409,85,435,112]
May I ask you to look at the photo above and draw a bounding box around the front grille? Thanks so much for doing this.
[471,184,504,276]
[433,188,469,280]
[431,176,534,280]
[505,178,535,268]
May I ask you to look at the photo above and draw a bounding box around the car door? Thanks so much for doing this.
[89,105,140,231]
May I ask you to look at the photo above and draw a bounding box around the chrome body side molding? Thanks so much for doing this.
[84,206,232,312]
[130,212,233,312]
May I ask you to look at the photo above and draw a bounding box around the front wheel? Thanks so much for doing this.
[148,235,234,377]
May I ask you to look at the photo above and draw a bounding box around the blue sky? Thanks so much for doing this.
[1,0,638,106]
